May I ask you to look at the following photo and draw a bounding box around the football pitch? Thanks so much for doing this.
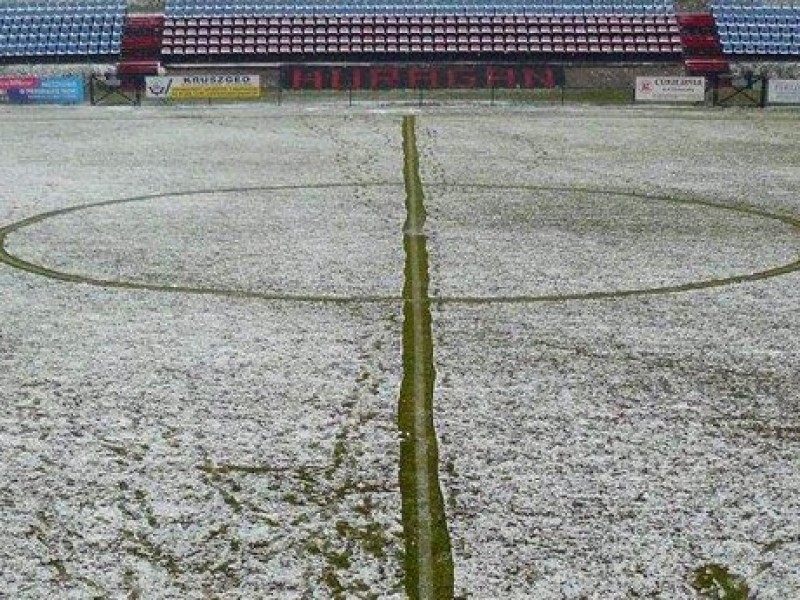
[1,103,799,598]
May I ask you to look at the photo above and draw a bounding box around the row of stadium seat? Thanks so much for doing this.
[716,13,800,26]
[718,21,800,34]
[165,0,674,8]
[0,0,125,5]
[719,26,800,39]
[164,34,681,45]
[0,27,120,36]
[0,41,119,56]
[164,23,680,35]
[164,23,682,35]
[0,21,124,33]
[0,30,121,42]
[165,0,676,7]
[711,3,800,17]
[0,0,123,4]
[165,0,676,17]
[162,43,679,55]
[162,41,679,55]
[0,5,126,18]
[0,20,124,33]
[166,7,677,16]
[0,15,123,25]
[164,14,679,26]
[721,41,800,55]
[163,15,679,31]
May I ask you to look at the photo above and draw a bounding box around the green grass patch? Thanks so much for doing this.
[691,563,752,599]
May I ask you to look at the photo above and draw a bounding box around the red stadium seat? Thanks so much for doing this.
[153,1,687,64]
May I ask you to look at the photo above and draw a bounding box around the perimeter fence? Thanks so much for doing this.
[1,66,793,109]
[88,68,780,109]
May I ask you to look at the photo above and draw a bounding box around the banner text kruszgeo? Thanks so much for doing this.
[145,75,261,100]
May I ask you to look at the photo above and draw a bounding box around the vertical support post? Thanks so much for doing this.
[711,74,719,107]
[347,65,353,107]
[760,76,768,108]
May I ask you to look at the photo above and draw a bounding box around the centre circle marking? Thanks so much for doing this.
[0,182,798,305]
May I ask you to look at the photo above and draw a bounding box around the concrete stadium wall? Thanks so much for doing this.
[563,63,685,88]
[162,62,686,91]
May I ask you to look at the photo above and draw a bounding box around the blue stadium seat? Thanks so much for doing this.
[0,0,125,58]
[711,1,800,59]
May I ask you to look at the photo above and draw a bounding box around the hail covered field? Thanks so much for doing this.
[1,103,799,599]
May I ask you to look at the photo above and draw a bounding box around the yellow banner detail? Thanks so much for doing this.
[169,86,262,99]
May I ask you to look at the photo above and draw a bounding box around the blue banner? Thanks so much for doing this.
[6,76,85,104]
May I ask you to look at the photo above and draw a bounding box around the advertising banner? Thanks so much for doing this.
[0,76,85,104]
[282,64,564,90]
[0,76,40,90]
[635,76,706,102]
[768,79,800,105]
[145,75,261,100]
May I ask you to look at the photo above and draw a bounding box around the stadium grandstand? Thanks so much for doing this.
[0,0,799,75]
[160,0,683,62]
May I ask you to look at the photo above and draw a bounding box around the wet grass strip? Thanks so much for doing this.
[398,115,454,600]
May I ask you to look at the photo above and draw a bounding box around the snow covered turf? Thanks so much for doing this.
[1,103,799,598]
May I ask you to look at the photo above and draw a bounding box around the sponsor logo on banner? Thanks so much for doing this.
[635,76,706,102]
[768,79,800,104]
[0,76,84,104]
[281,64,564,90]
[145,75,261,99]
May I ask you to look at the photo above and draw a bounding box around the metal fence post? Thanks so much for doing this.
[711,74,719,107]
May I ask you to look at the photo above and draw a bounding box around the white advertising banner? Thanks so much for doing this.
[145,74,261,100]
[635,76,706,102]
[768,79,800,104]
